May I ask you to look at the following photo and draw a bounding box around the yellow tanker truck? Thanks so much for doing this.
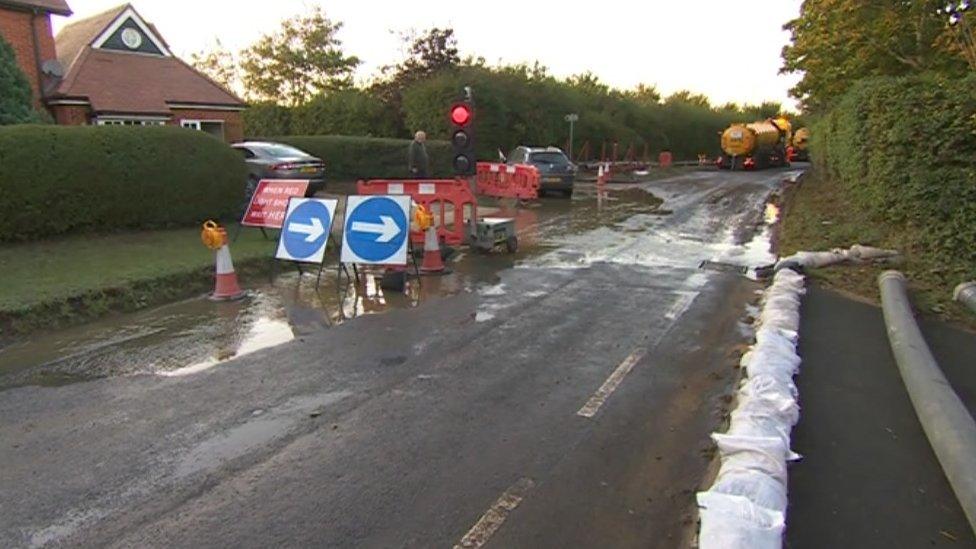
[789,127,811,162]
[717,117,792,170]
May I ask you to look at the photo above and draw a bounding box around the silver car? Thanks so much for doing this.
[233,141,326,198]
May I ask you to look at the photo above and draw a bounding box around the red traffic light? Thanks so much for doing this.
[450,104,472,126]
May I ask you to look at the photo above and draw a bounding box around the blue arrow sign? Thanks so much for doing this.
[275,198,337,264]
[341,195,410,265]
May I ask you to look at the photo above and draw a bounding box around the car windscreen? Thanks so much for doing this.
[529,152,569,165]
[252,144,313,159]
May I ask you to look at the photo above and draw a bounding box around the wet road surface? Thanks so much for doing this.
[0,168,799,548]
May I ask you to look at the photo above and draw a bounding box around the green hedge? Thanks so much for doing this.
[272,135,452,180]
[0,125,247,242]
[813,74,976,273]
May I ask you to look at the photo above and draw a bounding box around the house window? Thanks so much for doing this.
[95,118,165,126]
[180,119,225,140]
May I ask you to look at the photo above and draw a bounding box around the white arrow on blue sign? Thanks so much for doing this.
[340,195,411,265]
[275,197,338,264]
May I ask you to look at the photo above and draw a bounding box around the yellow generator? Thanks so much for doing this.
[790,127,811,162]
[717,117,792,170]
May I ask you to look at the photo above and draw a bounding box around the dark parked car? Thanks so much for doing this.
[232,141,326,198]
[505,146,576,197]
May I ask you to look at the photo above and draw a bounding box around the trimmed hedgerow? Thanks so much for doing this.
[0,125,247,242]
[813,74,976,278]
[272,135,452,180]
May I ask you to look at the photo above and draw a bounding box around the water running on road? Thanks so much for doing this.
[0,169,794,391]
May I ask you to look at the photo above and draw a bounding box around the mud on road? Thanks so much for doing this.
[0,167,801,548]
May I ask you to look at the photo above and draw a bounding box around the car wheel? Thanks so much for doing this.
[562,188,574,198]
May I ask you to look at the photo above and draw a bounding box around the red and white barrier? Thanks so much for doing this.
[475,162,540,200]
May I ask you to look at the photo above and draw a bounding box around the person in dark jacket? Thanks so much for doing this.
[408,130,430,178]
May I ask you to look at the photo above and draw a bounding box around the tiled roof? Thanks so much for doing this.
[53,48,244,113]
[0,0,72,16]
[51,3,244,113]
[54,3,126,68]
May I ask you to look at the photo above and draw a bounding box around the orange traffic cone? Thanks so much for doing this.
[210,242,245,301]
[420,225,447,274]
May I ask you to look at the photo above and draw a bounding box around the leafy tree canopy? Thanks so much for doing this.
[239,7,360,106]
[781,0,969,111]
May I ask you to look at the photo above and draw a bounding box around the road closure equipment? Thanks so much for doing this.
[717,117,792,170]
[475,162,540,200]
[201,220,245,301]
[468,217,518,253]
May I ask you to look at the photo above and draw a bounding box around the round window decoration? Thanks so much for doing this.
[121,28,143,49]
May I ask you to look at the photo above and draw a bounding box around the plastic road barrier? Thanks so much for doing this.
[475,162,540,200]
[358,179,477,246]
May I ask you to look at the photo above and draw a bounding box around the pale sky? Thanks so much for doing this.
[53,0,803,110]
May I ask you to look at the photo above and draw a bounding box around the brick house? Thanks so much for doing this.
[0,0,71,107]
[0,2,245,141]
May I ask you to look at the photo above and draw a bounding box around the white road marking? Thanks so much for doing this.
[576,290,697,418]
[577,350,646,418]
[665,291,699,320]
[453,477,535,549]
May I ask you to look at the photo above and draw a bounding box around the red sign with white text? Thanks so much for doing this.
[241,180,310,228]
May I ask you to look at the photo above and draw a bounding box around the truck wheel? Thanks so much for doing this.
[506,236,518,253]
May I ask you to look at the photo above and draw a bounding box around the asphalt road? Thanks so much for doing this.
[787,287,976,548]
[0,168,797,548]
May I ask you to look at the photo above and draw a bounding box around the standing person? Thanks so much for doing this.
[408,130,430,178]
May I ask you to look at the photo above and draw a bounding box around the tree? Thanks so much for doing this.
[939,1,976,70]
[396,27,459,78]
[566,71,609,96]
[189,39,239,93]
[628,84,662,105]
[369,27,461,138]
[292,89,397,137]
[0,35,42,125]
[239,7,360,106]
[781,0,968,111]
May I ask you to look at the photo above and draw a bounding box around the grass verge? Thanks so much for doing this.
[778,168,976,331]
[0,225,278,338]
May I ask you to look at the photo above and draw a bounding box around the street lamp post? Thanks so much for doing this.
[564,113,578,158]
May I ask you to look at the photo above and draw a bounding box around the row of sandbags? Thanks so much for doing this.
[774,244,898,271]
[697,268,806,548]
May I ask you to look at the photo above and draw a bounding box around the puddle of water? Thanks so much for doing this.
[175,390,351,478]
[0,185,672,391]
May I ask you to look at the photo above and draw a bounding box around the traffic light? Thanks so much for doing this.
[450,100,475,176]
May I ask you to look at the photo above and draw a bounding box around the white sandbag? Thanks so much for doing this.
[710,468,789,514]
[756,326,799,346]
[746,346,801,382]
[735,393,801,428]
[749,328,802,374]
[728,410,796,452]
[697,492,785,549]
[740,373,798,400]
[847,244,899,261]
[762,292,802,311]
[712,433,791,485]
[773,268,805,287]
[758,305,801,332]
